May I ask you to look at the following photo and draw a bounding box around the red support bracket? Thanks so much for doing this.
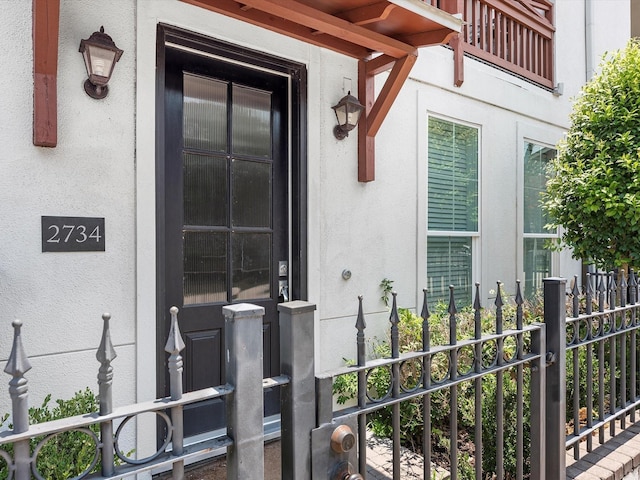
[33,0,60,147]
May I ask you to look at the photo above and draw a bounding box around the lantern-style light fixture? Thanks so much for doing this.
[331,92,365,140]
[79,26,124,99]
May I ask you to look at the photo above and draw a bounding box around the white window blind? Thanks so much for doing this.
[427,117,479,306]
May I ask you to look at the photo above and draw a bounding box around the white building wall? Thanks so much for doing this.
[0,0,631,460]
[0,0,137,418]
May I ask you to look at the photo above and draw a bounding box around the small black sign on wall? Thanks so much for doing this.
[42,216,105,252]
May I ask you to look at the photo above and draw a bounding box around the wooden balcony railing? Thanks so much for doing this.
[436,0,555,89]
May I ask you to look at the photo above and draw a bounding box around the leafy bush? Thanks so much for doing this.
[542,38,640,270]
[0,388,101,480]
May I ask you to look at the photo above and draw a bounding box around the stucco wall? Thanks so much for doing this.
[0,0,632,464]
[0,0,136,418]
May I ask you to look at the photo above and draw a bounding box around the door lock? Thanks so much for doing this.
[278,261,288,277]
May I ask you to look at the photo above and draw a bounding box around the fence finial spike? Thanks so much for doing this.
[389,292,399,326]
[165,306,185,355]
[390,292,400,359]
[448,285,457,316]
[495,281,504,309]
[420,288,430,321]
[515,280,523,307]
[597,273,605,294]
[571,275,580,296]
[356,296,366,367]
[630,269,637,305]
[355,295,366,331]
[4,320,31,378]
[571,275,580,316]
[96,313,117,365]
[495,282,504,335]
[473,283,482,339]
[473,282,482,311]
[421,289,430,352]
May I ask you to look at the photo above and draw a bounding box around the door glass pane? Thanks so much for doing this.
[232,233,271,300]
[232,159,271,227]
[232,85,271,157]
[524,237,552,299]
[184,154,228,226]
[184,231,227,305]
[183,74,227,152]
[427,236,472,307]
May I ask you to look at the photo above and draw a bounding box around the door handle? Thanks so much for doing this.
[279,280,289,302]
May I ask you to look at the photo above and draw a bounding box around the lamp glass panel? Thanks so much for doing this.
[334,105,347,126]
[346,107,361,128]
[87,44,116,79]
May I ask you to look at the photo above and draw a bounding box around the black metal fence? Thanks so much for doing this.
[320,275,640,479]
[319,281,548,480]
[564,270,640,460]
[1,275,640,479]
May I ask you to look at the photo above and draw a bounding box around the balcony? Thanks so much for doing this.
[438,0,555,89]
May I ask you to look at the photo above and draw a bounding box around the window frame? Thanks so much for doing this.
[517,123,561,297]
[423,113,482,307]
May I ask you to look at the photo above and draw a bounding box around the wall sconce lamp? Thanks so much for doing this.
[79,27,123,99]
[331,92,365,140]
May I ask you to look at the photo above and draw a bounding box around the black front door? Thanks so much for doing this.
[158,40,290,437]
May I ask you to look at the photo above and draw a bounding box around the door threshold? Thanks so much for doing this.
[151,415,281,476]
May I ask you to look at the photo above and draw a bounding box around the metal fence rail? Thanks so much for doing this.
[318,281,547,480]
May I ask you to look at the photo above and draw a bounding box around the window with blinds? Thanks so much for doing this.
[427,117,479,307]
[523,142,557,298]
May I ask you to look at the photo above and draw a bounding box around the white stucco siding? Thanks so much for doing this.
[0,0,136,416]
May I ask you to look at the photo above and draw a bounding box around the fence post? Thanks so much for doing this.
[4,320,32,480]
[529,322,546,480]
[96,313,117,477]
[543,277,567,480]
[279,301,316,480]
[224,303,265,480]
[165,306,185,480]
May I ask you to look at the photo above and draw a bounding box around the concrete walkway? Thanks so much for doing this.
[365,432,450,480]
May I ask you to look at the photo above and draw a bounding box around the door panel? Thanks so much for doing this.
[161,45,288,437]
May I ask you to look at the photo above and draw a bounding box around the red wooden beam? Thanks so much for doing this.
[358,52,416,182]
[33,0,60,147]
[365,53,416,138]
[450,33,464,87]
[358,59,376,182]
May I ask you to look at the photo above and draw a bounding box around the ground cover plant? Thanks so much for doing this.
[0,388,101,480]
